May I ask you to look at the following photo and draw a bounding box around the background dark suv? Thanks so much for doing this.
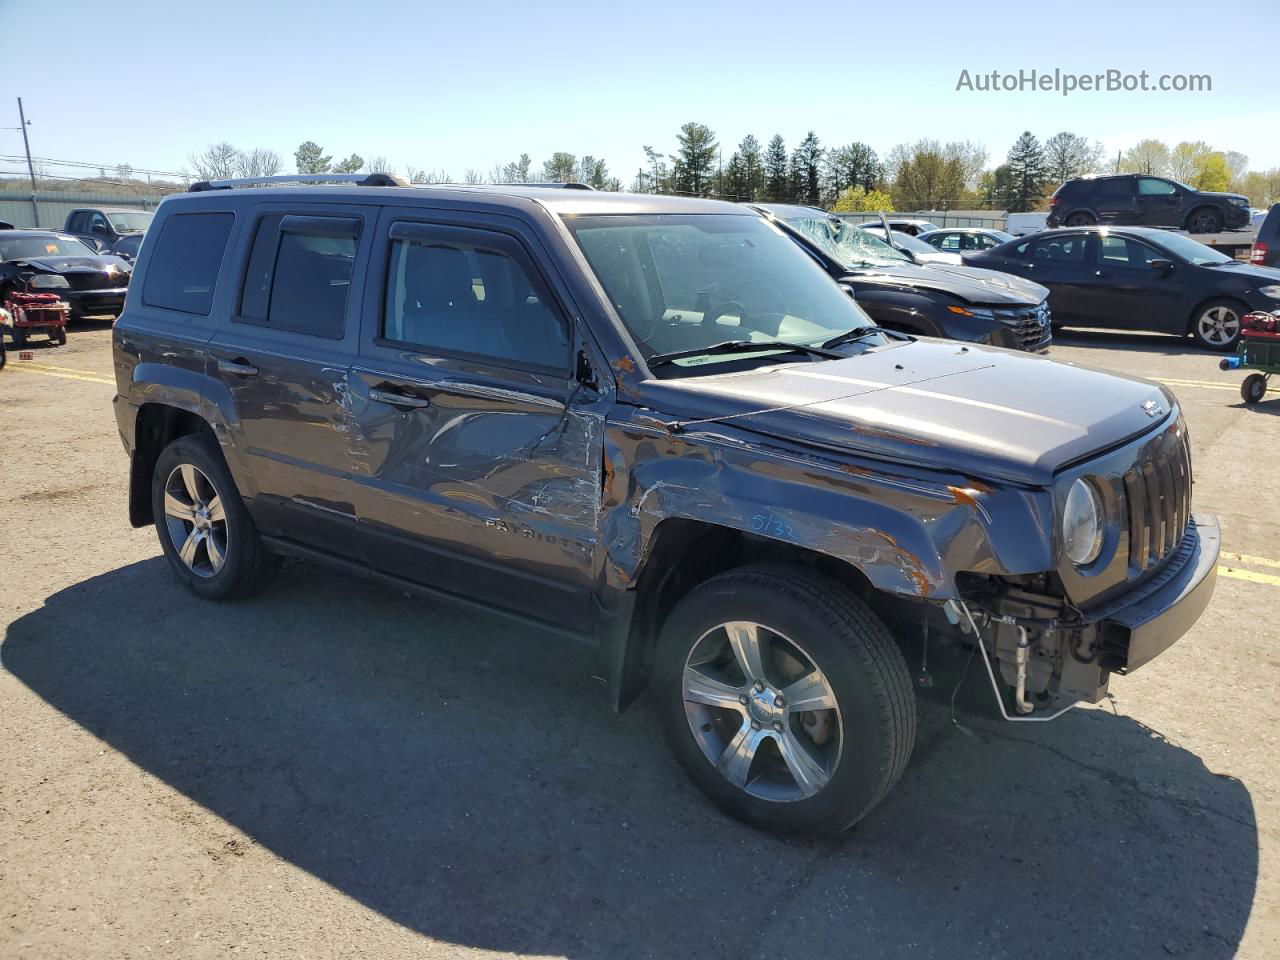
[1047,175,1251,234]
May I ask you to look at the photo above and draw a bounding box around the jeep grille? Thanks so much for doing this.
[1123,431,1192,571]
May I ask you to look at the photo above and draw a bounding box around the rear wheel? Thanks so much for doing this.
[10,326,26,348]
[51,326,66,346]
[1190,299,1244,350]
[654,565,915,834]
[151,433,279,600]
[1242,373,1268,404]
[1064,211,1096,227]
[1187,207,1223,234]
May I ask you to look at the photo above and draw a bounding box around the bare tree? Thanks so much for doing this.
[188,142,240,181]
[408,168,451,184]
[235,148,283,178]
[366,156,392,174]
[463,168,484,184]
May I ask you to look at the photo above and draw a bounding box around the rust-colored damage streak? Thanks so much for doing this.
[947,485,981,510]
[846,422,940,446]
[613,356,636,374]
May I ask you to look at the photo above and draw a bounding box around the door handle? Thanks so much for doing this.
[369,386,431,410]
[217,357,258,377]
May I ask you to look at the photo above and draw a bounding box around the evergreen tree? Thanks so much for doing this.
[823,142,881,203]
[670,122,718,196]
[723,152,748,200]
[793,131,824,205]
[1006,131,1049,212]
[294,141,332,175]
[737,135,764,201]
[764,134,789,202]
[332,153,364,174]
[542,152,578,182]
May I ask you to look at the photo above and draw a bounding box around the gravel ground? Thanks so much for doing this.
[2,324,1278,959]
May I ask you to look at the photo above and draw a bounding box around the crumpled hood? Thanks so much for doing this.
[19,255,130,274]
[639,339,1174,485]
[843,261,1048,306]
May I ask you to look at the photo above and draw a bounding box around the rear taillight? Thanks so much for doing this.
[1251,242,1267,265]
[1050,194,1060,207]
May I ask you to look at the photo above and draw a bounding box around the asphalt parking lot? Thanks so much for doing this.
[2,325,1278,959]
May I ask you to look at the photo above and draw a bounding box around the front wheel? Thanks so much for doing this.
[10,326,26,348]
[1187,207,1223,234]
[654,565,916,834]
[151,433,279,600]
[1242,373,1268,404]
[1190,299,1244,350]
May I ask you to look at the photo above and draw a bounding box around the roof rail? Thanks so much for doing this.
[501,182,594,190]
[188,172,408,193]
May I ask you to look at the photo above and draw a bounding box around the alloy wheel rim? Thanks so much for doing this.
[682,621,842,802]
[1198,306,1239,345]
[163,463,228,578]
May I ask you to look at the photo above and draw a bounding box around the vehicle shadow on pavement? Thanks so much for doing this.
[1053,328,1210,356]
[3,558,1258,960]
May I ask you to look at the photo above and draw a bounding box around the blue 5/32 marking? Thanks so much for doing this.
[751,512,795,538]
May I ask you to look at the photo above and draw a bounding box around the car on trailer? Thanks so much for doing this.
[1046,175,1251,234]
[112,173,1219,834]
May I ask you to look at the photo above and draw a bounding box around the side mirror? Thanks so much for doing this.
[1149,258,1174,272]
[838,283,857,299]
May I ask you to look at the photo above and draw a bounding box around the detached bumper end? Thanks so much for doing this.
[1104,513,1220,674]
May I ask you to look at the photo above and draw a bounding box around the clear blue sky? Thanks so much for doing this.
[2,0,1275,182]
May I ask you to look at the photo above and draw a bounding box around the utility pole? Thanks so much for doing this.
[17,97,36,189]
[16,98,39,226]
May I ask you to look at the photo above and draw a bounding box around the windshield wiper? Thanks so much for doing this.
[820,326,882,349]
[647,339,842,369]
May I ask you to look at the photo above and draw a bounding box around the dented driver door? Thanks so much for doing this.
[346,211,604,633]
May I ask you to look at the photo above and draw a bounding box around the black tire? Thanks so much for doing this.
[10,326,26,349]
[1187,207,1223,234]
[1064,211,1096,227]
[1190,298,1245,351]
[1242,374,1267,404]
[151,432,279,600]
[51,326,66,346]
[654,564,916,834]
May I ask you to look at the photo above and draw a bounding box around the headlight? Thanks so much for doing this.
[1258,285,1280,299]
[29,274,70,289]
[1062,478,1103,566]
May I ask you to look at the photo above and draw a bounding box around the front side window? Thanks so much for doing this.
[383,224,569,372]
[566,213,883,370]
[1097,235,1163,267]
[936,234,961,251]
[142,212,234,315]
[239,214,358,338]
[1138,178,1177,196]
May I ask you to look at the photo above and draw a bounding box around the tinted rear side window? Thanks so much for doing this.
[142,212,234,315]
[238,214,359,338]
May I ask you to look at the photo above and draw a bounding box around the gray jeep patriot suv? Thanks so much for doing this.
[112,174,1220,834]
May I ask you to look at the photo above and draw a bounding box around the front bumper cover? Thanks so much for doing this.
[1093,513,1220,673]
[64,287,127,316]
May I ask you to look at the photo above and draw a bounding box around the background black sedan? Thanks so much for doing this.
[964,227,1280,350]
[0,231,131,320]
